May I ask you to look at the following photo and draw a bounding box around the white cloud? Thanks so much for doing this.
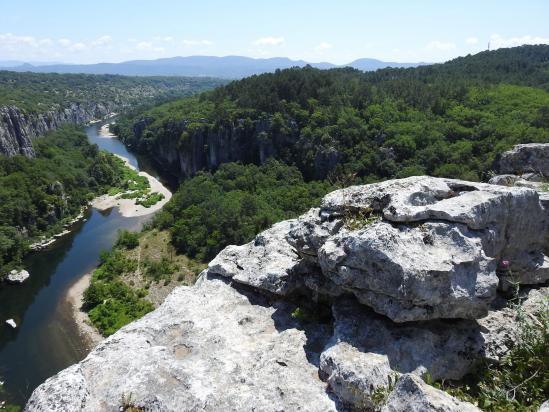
[136,41,153,50]
[58,38,71,47]
[135,41,164,53]
[466,37,479,45]
[489,34,549,49]
[253,36,285,46]
[0,33,41,48]
[182,39,213,46]
[315,41,333,51]
[69,42,87,52]
[91,35,112,47]
[425,40,456,51]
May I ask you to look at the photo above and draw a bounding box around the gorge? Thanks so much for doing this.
[0,122,170,407]
[0,45,547,411]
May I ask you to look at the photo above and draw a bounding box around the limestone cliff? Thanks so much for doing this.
[25,172,549,411]
[0,102,116,157]
[126,117,340,180]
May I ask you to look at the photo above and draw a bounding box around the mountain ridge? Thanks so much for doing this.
[0,55,427,78]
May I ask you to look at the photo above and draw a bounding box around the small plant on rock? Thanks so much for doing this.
[371,373,399,411]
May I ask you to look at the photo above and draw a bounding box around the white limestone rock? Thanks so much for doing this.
[6,269,30,283]
[207,220,308,295]
[5,319,16,328]
[381,374,480,412]
[25,274,337,412]
[319,220,498,321]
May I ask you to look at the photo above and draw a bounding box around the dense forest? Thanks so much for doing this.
[105,46,549,271]
[154,160,330,261]
[0,71,225,113]
[114,45,549,183]
[0,126,139,277]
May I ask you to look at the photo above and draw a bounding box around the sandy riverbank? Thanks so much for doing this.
[98,123,116,137]
[65,273,103,351]
[91,125,172,217]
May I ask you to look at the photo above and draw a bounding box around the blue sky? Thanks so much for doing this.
[1,0,548,64]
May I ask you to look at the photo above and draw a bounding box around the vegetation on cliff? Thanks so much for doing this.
[84,229,203,336]
[114,45,549,182]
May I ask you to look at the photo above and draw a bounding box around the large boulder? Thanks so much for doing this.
[6,269,30,284]
[495,143,549,177]
[207,220,308,295]
[318,221,497,322]
[319,288,548,409]
[25,274,338,412]
[223,176,548,321]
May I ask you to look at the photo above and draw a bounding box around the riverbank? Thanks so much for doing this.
[90,124,172,218]
[91,155,172,217]
[65,273,102,351]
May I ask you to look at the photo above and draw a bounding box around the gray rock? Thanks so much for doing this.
[539,399,549,412]
[381,374,480,412]
[488,174,520,186]
[496,143,549,177]
[6,269,30,283]
[5,319,16,328]
[216,176,547,321]
[207,220,307,295]
[25,274,337,412]
[320,289,547,408]
[320,342,393,410]
[319,221,498,322]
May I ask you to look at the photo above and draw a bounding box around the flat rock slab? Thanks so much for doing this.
[25,274,337,412]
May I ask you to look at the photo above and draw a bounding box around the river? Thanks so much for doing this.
[0,121,164,407]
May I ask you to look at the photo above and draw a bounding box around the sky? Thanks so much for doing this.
[0,0,548,65]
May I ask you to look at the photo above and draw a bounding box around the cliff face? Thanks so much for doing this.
[0,102,116,157]
[26,172,549,411]
[130,118,340,180]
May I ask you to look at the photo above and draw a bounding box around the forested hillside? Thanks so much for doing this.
[114,45,549,183]
[0,71,225,157]
[104,45,549,285]
[0,126,141,277]
[0,71,223,113]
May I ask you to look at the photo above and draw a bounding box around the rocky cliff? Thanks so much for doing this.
[25,170,549,411]
[0,102,116,157]
[127,117,340,180]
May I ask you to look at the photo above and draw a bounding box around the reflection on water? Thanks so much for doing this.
[0,122,155,406]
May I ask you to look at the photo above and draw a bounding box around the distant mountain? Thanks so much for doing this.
[0,55,426,78]
[348,58,424,71]
[0,60,65,67]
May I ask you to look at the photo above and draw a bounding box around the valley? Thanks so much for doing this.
[0,44,547,411]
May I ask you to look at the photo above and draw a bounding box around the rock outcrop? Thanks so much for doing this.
[0,103,115,157]
[6,269,30,284]
[126,117,341,180]
[494,143,549,178]
[25,275,339,412]
[381,374,481,412]
[26,176,549,411]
